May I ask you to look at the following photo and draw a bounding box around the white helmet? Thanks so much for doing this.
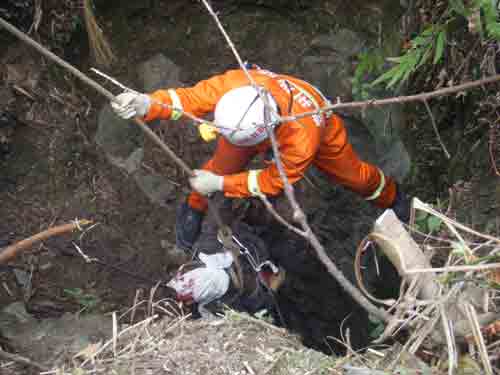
[215,86,278,146]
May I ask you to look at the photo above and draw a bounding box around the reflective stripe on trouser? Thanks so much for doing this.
[188,137,259,212]
[313,115,397,208]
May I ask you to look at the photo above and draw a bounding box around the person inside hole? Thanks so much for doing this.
[166,221,285,320]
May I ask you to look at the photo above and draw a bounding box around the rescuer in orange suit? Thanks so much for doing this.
[111,66,411,252]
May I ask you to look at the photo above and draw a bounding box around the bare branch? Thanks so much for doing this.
[423,100,451,159]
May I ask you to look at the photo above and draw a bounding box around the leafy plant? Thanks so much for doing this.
[64,288,100,312]
[371,25,447,89]
[414,211,443,233]
[352,49,385,99]
[372,0,500,89]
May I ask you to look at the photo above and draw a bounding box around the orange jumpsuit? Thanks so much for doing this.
[144,68,397,212]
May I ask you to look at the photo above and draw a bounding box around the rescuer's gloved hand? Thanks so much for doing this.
[111,92,151,119]
[189,170,224,196]
[391,187,411,224]
[175,201,205,253]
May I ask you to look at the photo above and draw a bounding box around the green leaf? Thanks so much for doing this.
[427,216,442,232]
[433,31,446,64]
[64,288,83,297]
[415,212,429,221]
[371,65,401,87]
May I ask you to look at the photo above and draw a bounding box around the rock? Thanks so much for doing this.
[298,29,365,100]
[311,29,365,57]
[299,55,353,101]
[132,170,177,207]
[97,55,187,208]
[96,105,144,170]
[137,53,182,92]
[0,303,111,366]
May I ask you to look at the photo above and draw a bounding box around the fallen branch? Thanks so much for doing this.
[0,220,93,264]
[0,349,49,371]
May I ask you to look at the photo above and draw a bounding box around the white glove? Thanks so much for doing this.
[189,170,224,196]
[111,92,151,119]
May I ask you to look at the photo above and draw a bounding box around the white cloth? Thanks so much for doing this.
[167,252,234,317]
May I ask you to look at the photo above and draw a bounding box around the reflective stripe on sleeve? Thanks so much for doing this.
[365,168,386,201]
[168,89,183,120]
[247,169,264,197]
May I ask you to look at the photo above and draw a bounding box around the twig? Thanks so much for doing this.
[0,220,92,264]
[80,315,158,367]
[489,117,500,176]
[423,99,450,159]
[413,198,500,244]
[440,305,457,375]
[464,303,494,375]
[405,262,500,274]
[0,349,49,371]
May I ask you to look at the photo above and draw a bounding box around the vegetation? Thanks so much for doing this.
[365,0,500,89]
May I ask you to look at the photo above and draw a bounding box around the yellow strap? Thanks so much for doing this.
[168,89,183,120]
[247,169,264,197]
[365,169,386,201]
[199,123,218,142]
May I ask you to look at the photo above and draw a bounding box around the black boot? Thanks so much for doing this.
[391,187,411,223]
[175,201,205,253]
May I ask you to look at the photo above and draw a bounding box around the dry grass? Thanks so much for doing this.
[82,0,115,67]
[46,301,340,375]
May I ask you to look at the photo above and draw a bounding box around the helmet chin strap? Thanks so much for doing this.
[229,93,261,138]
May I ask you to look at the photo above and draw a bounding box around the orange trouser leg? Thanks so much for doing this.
[188,137,258,212]
[314,115,397,208]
